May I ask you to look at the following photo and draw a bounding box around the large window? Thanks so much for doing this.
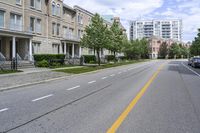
[52,44,60,54]
[0,10,5,28]
[10,13,22,31]
[30,0,41,10]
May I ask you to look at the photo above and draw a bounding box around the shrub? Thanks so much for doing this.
[36,60,49,67]
[34,54,65,62]
[81,55,96,63]
[105,55,116,62]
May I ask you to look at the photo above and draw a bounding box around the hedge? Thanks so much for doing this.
[34,54,65,62]
[105,55,116,62]
[81,55,96,63]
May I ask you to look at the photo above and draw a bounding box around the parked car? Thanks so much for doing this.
[191,57,200,68]
[188,57,193,66]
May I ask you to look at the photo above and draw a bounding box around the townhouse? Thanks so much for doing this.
[0,0,126,64]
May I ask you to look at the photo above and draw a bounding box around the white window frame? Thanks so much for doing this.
[57,4,61,16]
[36,18,41,33]
[30,17,35,32]
[30,0,41,10]
[10,13,22,31]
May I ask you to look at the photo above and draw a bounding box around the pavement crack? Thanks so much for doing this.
[3,84,112,133]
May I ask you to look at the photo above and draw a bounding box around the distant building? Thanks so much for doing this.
[130,19,182,41]
[149,36,186,59]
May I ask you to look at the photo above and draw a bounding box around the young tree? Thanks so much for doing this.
[190,29,200,56]
[108,20,124,58]
[168,43,181,59]
[139,38,149,59]
[158,42,168,59]
[80,13,109,66]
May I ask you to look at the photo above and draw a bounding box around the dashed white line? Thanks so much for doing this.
[32,94,53,102]
[0,108,8,113]
[67,85,80,91]
[110,74,115,77]
[102,77,107,79]
[182,62,200,78]
[88,80,96,84]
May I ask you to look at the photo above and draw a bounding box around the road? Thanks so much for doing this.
[0,60,200,133]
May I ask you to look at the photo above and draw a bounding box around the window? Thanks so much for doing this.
[52,2,56,16]
[35,0,41,10]
[16,0,21,5]
[0,10,5,28]
[30,17,35,32]
[57,24,60,36]
[32,42,40,54]
[63,27,68,37]
[52,44,60,54]
[30,0,35,7]
[30,0,41,10]
[52,23,56,35]
[78,15,83,24]
[10,13,22,31]
[57,4,60,16]
[36,19,41,33]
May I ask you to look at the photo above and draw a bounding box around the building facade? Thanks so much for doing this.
[130,19,182,41]
[0,0,123,62]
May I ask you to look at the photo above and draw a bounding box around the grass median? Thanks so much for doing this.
[55,59,150,74]
[0,70,22,75]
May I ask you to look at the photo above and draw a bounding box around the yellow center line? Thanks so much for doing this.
[107,63,165,133]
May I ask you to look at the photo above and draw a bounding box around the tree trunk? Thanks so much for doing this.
[114,51,116,63]
[97,51,100,66]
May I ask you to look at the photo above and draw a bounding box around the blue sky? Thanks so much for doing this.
[64,0,200,42]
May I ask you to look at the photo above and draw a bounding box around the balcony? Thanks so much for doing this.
[63,33,80,42]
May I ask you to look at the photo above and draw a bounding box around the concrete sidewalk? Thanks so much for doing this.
[0,66,83,91]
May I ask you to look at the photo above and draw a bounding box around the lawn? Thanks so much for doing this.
[55,59,149,74]
[0,70,22,75]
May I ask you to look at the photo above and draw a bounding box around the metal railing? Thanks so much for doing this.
[0,52,6,70]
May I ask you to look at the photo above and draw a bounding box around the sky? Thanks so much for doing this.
[64,0,200,42]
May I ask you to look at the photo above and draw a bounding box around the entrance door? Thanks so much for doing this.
[69,45,72,57]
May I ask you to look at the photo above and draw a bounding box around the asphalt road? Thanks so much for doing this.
[0,60,200,133]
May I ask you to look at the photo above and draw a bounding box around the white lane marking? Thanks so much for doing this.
[182,62,200,78]
[88,80,96,84]
[32,94,53,102]
[110,74,115,77]
[0,108,8,113]
[118,72,122,74]
[102,77,107,79]
[67,85,80,91]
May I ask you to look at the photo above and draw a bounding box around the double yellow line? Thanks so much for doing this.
[107,63,165,133]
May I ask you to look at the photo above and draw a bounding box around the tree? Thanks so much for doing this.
[80,13,109,66]
[168,43,181,59]
[108,20,124,58]
[158,42,168,59]
[139,38,149,59]
[190,29,200,56]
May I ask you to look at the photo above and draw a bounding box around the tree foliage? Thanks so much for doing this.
[190,29,200,56]
[80,13,109,65]
[158,42,168,59]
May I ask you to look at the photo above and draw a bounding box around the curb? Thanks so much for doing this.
[0,61,151,92]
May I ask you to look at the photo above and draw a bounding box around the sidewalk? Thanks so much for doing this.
[0,66,83,91]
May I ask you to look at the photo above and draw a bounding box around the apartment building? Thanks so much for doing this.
[130,19,182,41]
[0,0,120,63]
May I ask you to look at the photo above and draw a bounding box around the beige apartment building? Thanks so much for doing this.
[0,0,125,63]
